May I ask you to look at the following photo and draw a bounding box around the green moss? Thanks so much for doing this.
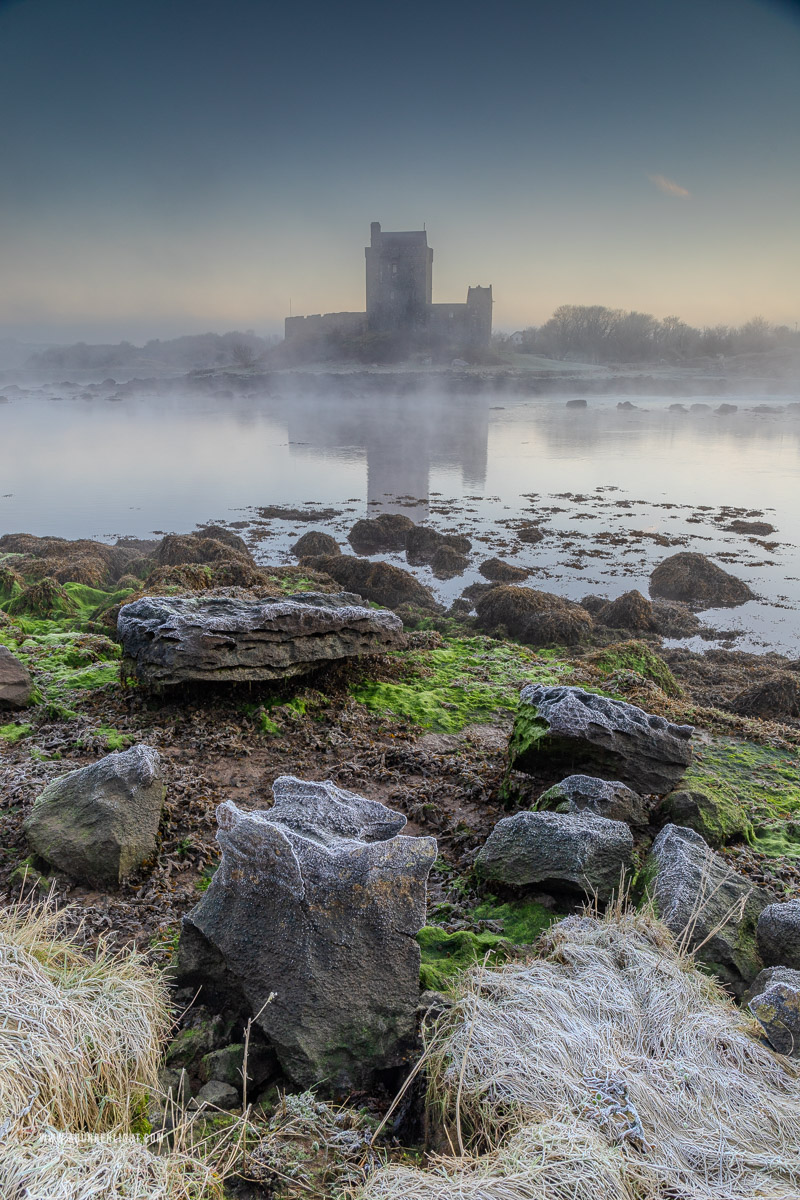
[260,712,280,735]
[683,736,800,855]
[351,635,569,734]
[472,896,561,944]
[94,725,134,751]
[0,722,33,744]
[417,924,510,990]
[0,627,122,716]
[586,640,682,697]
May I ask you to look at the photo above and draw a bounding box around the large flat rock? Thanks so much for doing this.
[118,591,404,685]
[510,683,693,796]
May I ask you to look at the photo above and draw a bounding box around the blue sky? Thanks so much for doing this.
[1,0,798,340]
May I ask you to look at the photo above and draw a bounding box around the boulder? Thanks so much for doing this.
[430,545,470,579]
[647,824,770,994]
[537,774,648,826]
[650,600,703,638]
[730,674,800,720]
[660,789,750,847]
[302,555,440,611]
[478,557,530,583]
[595,590,655,632]
[406,526,471,565]
[194,1080,240,1110]
[476,810,633,902]
[475,586,593,646]
[0,646,33,710]
[155,533,254,568]
[177,777,437,1089]
[725,520,776,536]
[510,684,693,795]
[348,514,414,554]
[742,967,800,1057]
[649,552,754,608]
[757,900,800,970]
[118,591,404,686]
[291,530,340,558]
[24,745,165,887]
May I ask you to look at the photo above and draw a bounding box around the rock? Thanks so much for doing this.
[510,684,693,795]
[430,545,470,579]
[475,586,593,646]
[405,526,471,565]
[660,789,749,847]
[730,674,800,720]
[479,557,530,583]
[650,600,703,638]
[192,525,251,555]
[291,530,340,557]
[537,775,648,826]
[24,745,165,887]
[302,555,440,611]
[647,824,770,994]
[517,523,544,545]
[743,967,800,1057]
[0,646,33,710]
[715,403,738,415]
[177,777,437,1089]
[725,520,776,536]
[155,532,254,568]
[199,1042,278,1092]
[476,810,633,902]
[566,398,587,409]
[617,401,637,411]
[649,552,754,608]
[757,900,800,970]
[595,590,655,632]
[194,1080,240,1110]
[348,513,414,553]
[118,591,404,686]
[580,594,608,616]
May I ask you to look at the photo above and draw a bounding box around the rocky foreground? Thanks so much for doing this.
[2,522,800,1195]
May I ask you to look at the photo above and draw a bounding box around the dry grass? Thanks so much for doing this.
[361,908,800,1200]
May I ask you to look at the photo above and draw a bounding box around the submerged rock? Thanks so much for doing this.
[0,646,33,710]
[757,900,800,971]
[24,745,165,887]
[649,552,754,608]
[177,777,437,1088]
[743,966,800,1057]
[647,824,770,994]
[476,810,633,901]
[510,684,693,795]
[302,555,440,611]
[475,586,593,647]
[538,774,648,826]
[118,591,404,686]
[478,557,530,583]
[348,513,414,554]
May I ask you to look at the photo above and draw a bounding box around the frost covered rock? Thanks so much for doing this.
[757,900,800,971]
[743,966,800,1057]
[475,809,633,901]
[647,824,770,995]
[24,745,165,887]
[118,592,403,686]
[177,777,437,1089]
[510,684,693,796]
[538,774,648,826]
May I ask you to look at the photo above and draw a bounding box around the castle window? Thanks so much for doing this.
[392,263,398,275]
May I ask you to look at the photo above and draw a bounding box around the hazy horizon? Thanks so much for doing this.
[2,0,799,345]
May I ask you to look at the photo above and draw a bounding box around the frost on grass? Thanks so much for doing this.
[360,908,800,1200]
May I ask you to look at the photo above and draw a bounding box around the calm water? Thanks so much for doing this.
[1,378,799,655]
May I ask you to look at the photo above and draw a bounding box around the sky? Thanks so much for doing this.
[1,0,799,343]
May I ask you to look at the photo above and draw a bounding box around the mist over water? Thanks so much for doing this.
[1,381,799,655]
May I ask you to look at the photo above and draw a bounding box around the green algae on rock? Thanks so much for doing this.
[583,640,682,698]
[417,925,510,990]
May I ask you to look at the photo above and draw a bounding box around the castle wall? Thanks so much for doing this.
[284,311,367,342]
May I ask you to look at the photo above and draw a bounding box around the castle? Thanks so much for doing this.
[284,222,492,350]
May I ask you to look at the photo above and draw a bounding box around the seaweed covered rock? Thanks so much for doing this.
[6,577,77,619]
[0,533,154,588]
[730,673,800,720]
[649,552,754,608]
[177,777,437,1088]
[430,544,470,579]
[743,967,800,1056]
[154,532,254,569]
[118,591,404,686]
[757,900,800,970]
[0,646,33,710]
[302,554,440,611]
[516,522,545,544]
[650,599,704,638]
[660,788,750,847]
[476,810,633,901]
[24,745,165,887]
[478,557,530,583]
[475,586,593,647]
[347,513,414,554]
[595,590,655,632]
[405,526,471,565]
[537,774,648,826]
[510,684,693,795]
[291,530,340,558]
[647,824,770,994]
